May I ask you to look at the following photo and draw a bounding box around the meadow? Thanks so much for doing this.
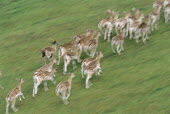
[0,0,170,113]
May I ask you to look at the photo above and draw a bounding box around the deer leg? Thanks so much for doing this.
[6,100,10,114]
[121,43,124,51]
[107,27,112,42]
[63,60,68,75]
[81,65,85,80]
[111,43,116,54]
[62,92,69,105]
[21,93,25,100]
[11,99,18,112]
[44,81,48,91]
[35,81,41,95]
[66,88,70,99]
[72,60,77,69]
[86,75,90,89]
[104,29,108,40]
[117,45,121,55]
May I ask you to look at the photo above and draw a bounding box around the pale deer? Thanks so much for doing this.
[149,4,162,31]
[111,28,125,54]
[103,11,120,42]
[164,4,170,23]
[35,58,57,74]
[83,52,103,89]
[32,68,57,97]
[163,0,170,8]
[6,79,25,114]
[77,30,96,55]
[98,10,116,34]
[81,52,103,80]
[129,14,145,40]
[84,32,101,57]
[62,47,82,75]
[41,41,58,64]
[56,73,75,105]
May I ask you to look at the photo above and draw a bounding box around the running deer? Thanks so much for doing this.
[128,13,145,40]
[111,28,125,54]
[153,0,164,9]
[115,11,131,36]
[72,29,94,41]
[32,68,57,97]
[83,52,103,89]
[136,15,152,43]
[84,32,101,57]
[62,47,82,75]
[103,11,120,42]
[56,73,75,105]
[81,52,103,80]
[163,0,170,8]
[57,37,81,66]
[35,58,57,74]
[41,41,58,64]
[98,10,116,34]
[149,4,162,31]
[164,4,170,23]
[77,30,97,55]
[6,79,25,114]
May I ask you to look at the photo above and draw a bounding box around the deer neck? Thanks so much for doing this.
[17,81,22,91]
[68,77,73,84]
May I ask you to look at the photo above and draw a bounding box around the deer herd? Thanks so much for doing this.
[0,0,169,113]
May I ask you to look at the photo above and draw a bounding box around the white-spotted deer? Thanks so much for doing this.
[41,41,58,64]
[111,28,125,54]
[62,47,82,75]
[56,73,75,105]
[32,68,57,97]
[6,79,25,114]
[84,32,101,57]
[81,52,103,80]
[164,4,170,23]
[83,52,103,89]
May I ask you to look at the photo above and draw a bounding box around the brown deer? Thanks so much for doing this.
[32,68,57,97]
[56,73,75,105]
[6,79,25,114]
[62,47,82,75]
[111,28,125,54]
[83,52,103,89]
[164,4,170,23]
[84,32,101,57]
[81,52,103,80]
[41,41,58,64]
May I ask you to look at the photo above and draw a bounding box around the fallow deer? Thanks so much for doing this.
[32,68,57,97]
[56,73,75,105]
[62,47,82,75]
[84,32,101,57]
[57,37,80,66]
[128,14,145,40]
[81,52,103,80]
[77,30,96,55]
[111,28,125,54]
[83,52,103,89]
[163,0,170,8]
[41,41,58,64]
[103,11,120,42]
[136,15,152,43]
[164,4,170,23]
[6,79,25,114]
[153,0,165,9]
[149,4,162,31]
[35,58,57,74]
[98,10,116,34]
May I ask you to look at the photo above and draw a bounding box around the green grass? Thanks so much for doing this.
[0,0,170,113]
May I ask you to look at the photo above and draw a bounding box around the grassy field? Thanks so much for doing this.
[0,0,170,113]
